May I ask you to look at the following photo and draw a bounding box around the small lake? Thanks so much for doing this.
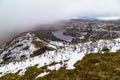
[52,30,74,42]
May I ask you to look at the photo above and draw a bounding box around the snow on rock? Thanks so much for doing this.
[0,37,120,77]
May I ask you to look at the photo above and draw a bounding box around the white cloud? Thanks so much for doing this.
[0,0,120,43]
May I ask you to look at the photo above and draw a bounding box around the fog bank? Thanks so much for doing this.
[0,0,120,44]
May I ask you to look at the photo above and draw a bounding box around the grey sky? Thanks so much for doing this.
[0,0,120,43]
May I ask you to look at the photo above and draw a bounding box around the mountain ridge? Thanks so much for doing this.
[0,20,120,79]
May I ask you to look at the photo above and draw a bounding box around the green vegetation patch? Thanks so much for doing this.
[0,65,44,80]
[37,50,120,80]
[32,40,46,48]
[31,39,55,57]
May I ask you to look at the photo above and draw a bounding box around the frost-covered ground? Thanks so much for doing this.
[0,33,120,77]
[0,33,120,76]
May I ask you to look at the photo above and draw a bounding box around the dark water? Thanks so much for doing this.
[52,30,74,41]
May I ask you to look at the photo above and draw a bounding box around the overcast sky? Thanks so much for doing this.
[0,0,120,43]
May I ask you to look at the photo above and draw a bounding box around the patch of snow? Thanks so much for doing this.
[18,69,26,76]
[47,44,57,49]
[66,52,85,69]
[36,72,49,78]
[47,64,62,71]
[49,41,64,47]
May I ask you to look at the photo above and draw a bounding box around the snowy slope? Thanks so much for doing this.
[0,33,120,77]
[0,32,56,64]
[0,33,38,64]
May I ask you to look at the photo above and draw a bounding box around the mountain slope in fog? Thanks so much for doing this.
[0,20,120,79]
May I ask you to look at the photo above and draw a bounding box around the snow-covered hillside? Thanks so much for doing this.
[0,32,120,77]
[0,32,56,64]
[0,33,37,63]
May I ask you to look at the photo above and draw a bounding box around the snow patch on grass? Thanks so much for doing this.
[0,38,120,77]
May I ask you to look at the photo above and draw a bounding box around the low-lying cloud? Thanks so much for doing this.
[0,0,120,44]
